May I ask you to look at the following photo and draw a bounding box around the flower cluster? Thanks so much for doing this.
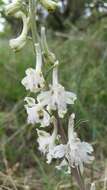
[21,42,77,125]
[36,113,94,173]
[21,40,94,174]
[6,0,95,188]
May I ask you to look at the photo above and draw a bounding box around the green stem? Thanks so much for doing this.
[29,0,39,53]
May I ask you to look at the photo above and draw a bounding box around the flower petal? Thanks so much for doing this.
[65,91,77,104]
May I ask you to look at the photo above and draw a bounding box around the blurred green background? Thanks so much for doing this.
[0,0,107,189]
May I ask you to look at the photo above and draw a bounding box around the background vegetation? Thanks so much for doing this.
[0,0,107,189]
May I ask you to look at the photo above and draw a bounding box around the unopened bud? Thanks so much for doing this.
[41,27,56,64]
[5,0,22,16]
[9,11,29,52]
[40,0,58,12]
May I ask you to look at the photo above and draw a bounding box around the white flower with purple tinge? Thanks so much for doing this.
[24,97,50,127]
[37,65,77,118]
[21,44,45,92]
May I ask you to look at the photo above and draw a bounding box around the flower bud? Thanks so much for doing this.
[9,35,26,52]
[35,43,43,72]
[5,0,22,16]
[40,0,58,12]
[41,27,56,64]
[9,11,29,52]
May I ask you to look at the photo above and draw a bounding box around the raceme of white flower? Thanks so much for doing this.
[37,65,77,118]
[9,11,29,52]
[24,97,51,127]
[36,117,58,163]
[51,114,94,173]
[21,44,45,92]
[5,0,22,16]
[40,0,59,12]
[6,0,94,188]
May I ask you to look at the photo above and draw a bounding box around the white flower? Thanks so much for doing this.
[66,140,94,173]
[36,117,58,164]
[36,129,51,154]
[52,114,94,173]
[21,68,45,92]
[66,114,94,172]
[5,0,22,16]
[37,65,77,118]
[40,0,58,12]
[9,11,29,52]
[24,97,50,127]
[21,44,45,92]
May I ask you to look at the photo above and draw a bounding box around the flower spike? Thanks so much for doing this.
[6,0,94,188]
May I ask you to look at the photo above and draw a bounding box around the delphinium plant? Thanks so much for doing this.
[5,0,95,189]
